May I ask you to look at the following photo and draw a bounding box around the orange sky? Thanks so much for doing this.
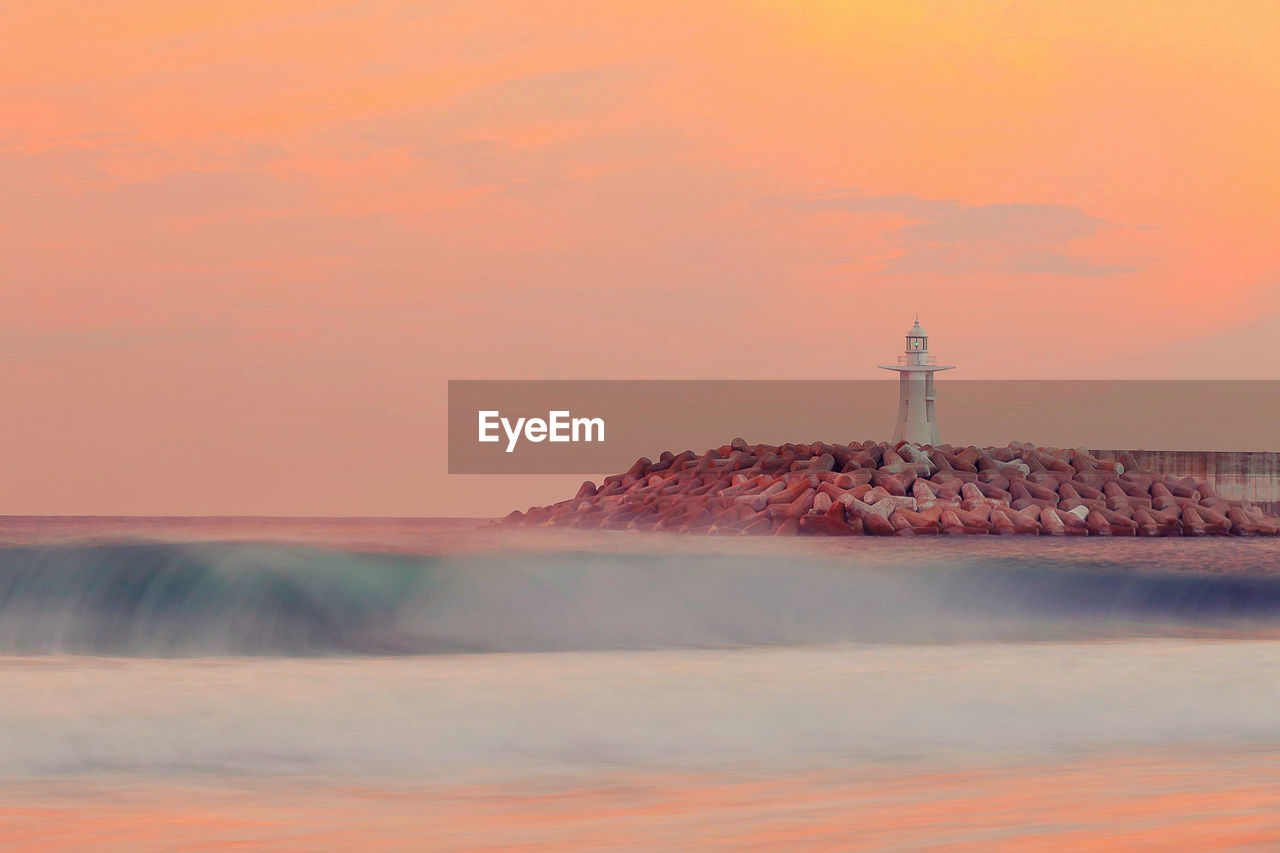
[2,1,1277,516]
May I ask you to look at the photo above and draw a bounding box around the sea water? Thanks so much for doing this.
[0,518,1277,849]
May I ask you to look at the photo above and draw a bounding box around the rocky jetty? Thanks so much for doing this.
[502,440,1280,536]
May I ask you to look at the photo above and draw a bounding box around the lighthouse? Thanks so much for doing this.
[878,317,955,446]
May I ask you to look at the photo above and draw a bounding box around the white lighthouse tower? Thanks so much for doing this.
[878,316,954,446]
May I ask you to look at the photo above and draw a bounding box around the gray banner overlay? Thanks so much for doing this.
[448,380,1280,475]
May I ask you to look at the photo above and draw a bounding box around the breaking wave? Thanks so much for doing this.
[0,542,1277,655]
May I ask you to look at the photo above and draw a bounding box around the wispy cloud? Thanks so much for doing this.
[765,190,1143,277]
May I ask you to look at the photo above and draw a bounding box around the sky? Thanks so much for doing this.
[1,0,1278,516]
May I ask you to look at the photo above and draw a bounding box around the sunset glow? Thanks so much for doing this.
[3,1,1277,515]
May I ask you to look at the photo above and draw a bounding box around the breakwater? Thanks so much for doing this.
[1092,450,1280,513]
[503,441,1280,536]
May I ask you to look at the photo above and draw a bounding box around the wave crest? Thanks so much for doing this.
[0,542,1277,655]
[0,543,422,655]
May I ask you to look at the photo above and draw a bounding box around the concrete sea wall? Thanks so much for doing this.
[1092,450,1280,512]
[505,442,1280,537]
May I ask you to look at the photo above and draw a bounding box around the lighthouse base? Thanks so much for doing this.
[891,370,942,446]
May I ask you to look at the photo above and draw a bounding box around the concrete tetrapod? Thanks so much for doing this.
[501,440,1280,537]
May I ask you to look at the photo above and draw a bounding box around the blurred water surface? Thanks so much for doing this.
[0,518,1276,849]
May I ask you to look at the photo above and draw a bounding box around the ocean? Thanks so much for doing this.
[0,518,1277,849]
